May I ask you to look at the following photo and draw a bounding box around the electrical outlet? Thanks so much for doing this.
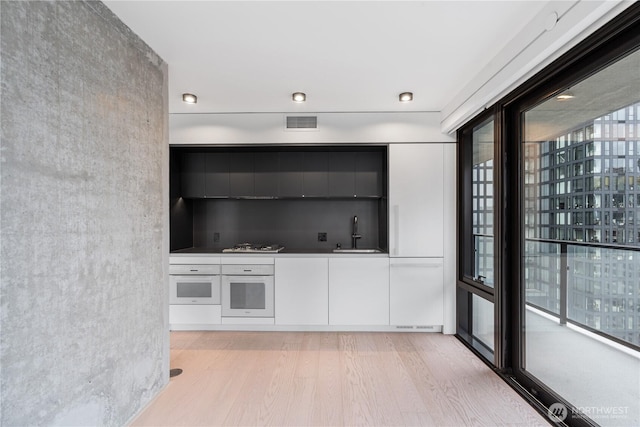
[318,232,327,242]
[213,232,220,242]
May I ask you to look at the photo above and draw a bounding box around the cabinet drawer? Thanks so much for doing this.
[170,305,222,326]
[221,264,274,275]
[170,264,220,275]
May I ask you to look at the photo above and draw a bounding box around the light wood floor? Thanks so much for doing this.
[131,332,548,426]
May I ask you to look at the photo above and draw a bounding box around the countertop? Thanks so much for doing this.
[170,247,389,257]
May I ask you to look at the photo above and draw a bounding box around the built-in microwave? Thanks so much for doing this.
[169,264,221,305]
[221,264,274,317]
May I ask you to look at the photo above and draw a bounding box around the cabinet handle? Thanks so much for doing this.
[190,269,199,272]
[392,205,400,256]
[390,263,442,268]
[243,269,252,272]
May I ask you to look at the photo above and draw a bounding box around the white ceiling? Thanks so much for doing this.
[104,1,548,115]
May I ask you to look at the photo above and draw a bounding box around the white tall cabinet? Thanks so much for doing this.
[389,143,444,257]
[388,144,448,328]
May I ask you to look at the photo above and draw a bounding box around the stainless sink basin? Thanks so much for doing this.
[332,248,383,253]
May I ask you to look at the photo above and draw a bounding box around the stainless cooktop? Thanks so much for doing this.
[222,243,284,253]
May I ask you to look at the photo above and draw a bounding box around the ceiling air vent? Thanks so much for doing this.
[285,116,318,130]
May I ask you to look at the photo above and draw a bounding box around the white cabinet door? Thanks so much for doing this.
[329,258,389,325]
[390,258,443,326]
[275,258,329,325]
[389,144,444,257]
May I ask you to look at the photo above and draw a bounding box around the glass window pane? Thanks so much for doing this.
[472,119,495,287]
[472,294,495,351]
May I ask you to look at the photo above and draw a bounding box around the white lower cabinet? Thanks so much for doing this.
[168,255,445,330]
[275,258,329,325]
[169,305,222,328]
[390,258,444,326]
[329,258,389,325]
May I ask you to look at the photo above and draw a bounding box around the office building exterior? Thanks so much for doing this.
[522,101,640,347]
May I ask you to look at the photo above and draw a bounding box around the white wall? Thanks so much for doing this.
[170,111,454,145]
[442,143,457,334]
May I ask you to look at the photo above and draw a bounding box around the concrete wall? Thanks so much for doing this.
[0,1,168,425]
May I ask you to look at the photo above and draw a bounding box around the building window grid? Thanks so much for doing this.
[472,159,495,283]
[536,116,640,246]
[524,102,640,346]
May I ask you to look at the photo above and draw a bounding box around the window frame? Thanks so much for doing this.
[457,108,504,367]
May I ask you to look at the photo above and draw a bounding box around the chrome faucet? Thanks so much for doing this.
[351,215,362,249]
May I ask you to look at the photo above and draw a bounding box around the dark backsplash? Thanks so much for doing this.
[177,198,385,251]
[169,145,389,252]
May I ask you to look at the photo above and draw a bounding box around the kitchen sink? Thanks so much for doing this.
[332,248,383,253]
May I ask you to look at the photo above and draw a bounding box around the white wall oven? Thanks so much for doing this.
[221,264,274,318]
[169,264,221,305]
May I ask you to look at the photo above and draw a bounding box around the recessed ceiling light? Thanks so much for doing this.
[292,92,306,102]
[182,93,197,104]
[556,92,575,101]
[399,92,413,102]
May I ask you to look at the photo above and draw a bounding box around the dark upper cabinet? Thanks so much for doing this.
[181,152,206,198]
[170,152,182,199]
[254,152,279,197]
[356,151,383,197]
[329,152,356,197]
[303,152,329,197]
[177,148,384,199]
[204,153,229,197]
[229,153,254,197]
[278,152,304,197]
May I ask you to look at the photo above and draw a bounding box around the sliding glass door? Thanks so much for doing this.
[519,46,640,427]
